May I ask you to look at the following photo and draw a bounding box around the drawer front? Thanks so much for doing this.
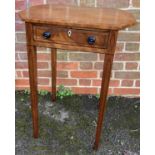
[33,25,109,49]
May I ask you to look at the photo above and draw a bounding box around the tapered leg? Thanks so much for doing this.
[51,48,57,101]
[27,45,39,138]
[93,54,114,150]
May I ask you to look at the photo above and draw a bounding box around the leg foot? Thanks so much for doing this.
[93,142,99,151]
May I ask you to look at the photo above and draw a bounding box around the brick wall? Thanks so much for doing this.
[15,0,140,96]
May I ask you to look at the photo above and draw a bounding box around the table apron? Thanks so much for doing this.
[30,40,112,54]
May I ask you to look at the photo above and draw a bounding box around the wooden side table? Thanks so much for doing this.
[19,5,136,150]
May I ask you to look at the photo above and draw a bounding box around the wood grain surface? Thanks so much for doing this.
[19,5,136,30]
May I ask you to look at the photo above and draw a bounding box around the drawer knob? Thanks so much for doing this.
[87,36,96,45]
[42,32,51,39]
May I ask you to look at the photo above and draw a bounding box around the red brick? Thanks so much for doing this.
[92,80,101,86]
[94,62,123,70]
[15,53,19,60]
[113,63,124,70]
[15,43,27,51]
[80,0,95,7]
[135,80,140,87]
[23,71,51,78]
[38,86,51,92]
[16,71,22,77]
[57,62,78,70]
[57,79,77,86]
[30,0,44,6]
[125,43,139,51]
[115,72,139,79]
[16,62,28,69]
[15,23,25,31]
[80,62,93,70]
[109,80,120,87]
[16,79,29,86]
[23,70,52,78]
[57,52,68,61]
[99,54,105,61]
[99,43,124,60]
[38,62,49,69]
[57,71,68,78]
[71,71,97,78]
[118,32,140,42]
[115,43,124,52]
[37,47,47,51]
[108,88,113,95]
[98,88,113,95]
[72,87,97,94]
[93,80,119,87]
[121,80,134,87]
[15,1,25,10]
[39,70,69,78]
[37,53,51,61]
[128,22,140,31]
[15,12,21,21]
[114,88,140,95]
[38,70,51,77]
[127,10,140,20]
[18,52,27,60]
[69,52,97,61]
[132,0,140,7]
[114,53,140,61]
[94,62,103,70]
[97,0,129,8]
[16,86,30,90]
[16,33,26,42]
[22,71,29,77]
[125,62,138,70]
[79,79,91,86]
[47,0,76,5]
[38,78,49,85]
[16,0,44,11]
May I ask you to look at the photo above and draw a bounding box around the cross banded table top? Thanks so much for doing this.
[19,4,136,30]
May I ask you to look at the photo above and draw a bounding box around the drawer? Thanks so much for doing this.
[33,25,109,49]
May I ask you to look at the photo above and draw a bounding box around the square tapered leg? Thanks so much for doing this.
[51,48,57,102]
[27,45,39,138]
[93,54,114,150]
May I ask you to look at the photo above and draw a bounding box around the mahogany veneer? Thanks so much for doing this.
[33,25,109,49]
[19,4,136,151]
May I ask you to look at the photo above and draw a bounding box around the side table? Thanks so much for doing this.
[19,5,136,150]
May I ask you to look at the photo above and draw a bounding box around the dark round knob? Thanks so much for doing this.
[87,36,96,45]
[42,32,51,39]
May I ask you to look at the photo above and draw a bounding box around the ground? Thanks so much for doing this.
[15,91,140,155]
